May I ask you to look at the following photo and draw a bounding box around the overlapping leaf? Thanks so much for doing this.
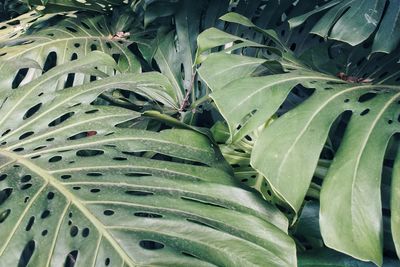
[288,0,400,54]
[199,13,400,266]
[0,52,296,266]
[0,11,141,90]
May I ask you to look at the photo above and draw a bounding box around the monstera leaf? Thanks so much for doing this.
[0,52,296,266]
[0,10,141,90]
[199,13,400,266]
[288,0,400,54]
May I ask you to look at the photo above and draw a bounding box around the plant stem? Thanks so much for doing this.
[179,70,197,112]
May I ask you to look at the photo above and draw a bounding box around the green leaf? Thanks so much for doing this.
[371,0,400,54]
[0,12,141,89]
[287,0,343,29]
[0,11,56,41]
[0,52,296,266]
[200,57,340,143]
[391,146,400,259]
[328,0,385,46]
[199,28,400,264]
[289,0,400,54]
[219,12,287,51]
[196,27,265,63]
[198,53,267,92]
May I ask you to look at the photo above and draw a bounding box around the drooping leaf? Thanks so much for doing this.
[0,52,296,266]
[391,144,400,258]
[288,0,400,54]
[199,17,400,265]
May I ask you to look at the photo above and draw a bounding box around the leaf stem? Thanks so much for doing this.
[179,70,197,112]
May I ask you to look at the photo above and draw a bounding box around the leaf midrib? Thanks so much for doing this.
[254,83,400,211]
[0,149,137,267]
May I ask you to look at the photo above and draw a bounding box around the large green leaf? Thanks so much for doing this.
[0,52,296,266]
[0,11,141,90]
[198,14,400,266]
[391,146,400,258]
[288,0,400,54]
[201,51,400,265]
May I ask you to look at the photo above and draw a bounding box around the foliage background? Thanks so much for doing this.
[0,0,399,266]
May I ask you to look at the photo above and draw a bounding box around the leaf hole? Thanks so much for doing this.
[0,188,13,205]
[40,210,50,219]
[23,103,42,120]
[70,225,79,237]
[1,129,10,137]
[358,92,377,102]
[0,209,11,223]
[47,192,55,200]
[112,157,127,161]
[43,51,57,72]
[49,156,62,163]
[90,188,100,193]
[139,240,164,250]
[48,112,75,127]
[17,240,35,267]
[19,131,34,140]
[82,228,90,237]
[124,173,151,177]
[76,149,104,157]
[65,26,77,33]
[81,22,90,29]
[125,190,153,196]
[360,109,370,116]
[86,172,102,176]
[64,250,78,267]
[21,184,32,190]
[103,210,114,216]
[25,216,35,231]
[134,212,163,218]
[0,174,7,181]
[85,109,99,114]
[21,175,32,183]
[12,68,28,89]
